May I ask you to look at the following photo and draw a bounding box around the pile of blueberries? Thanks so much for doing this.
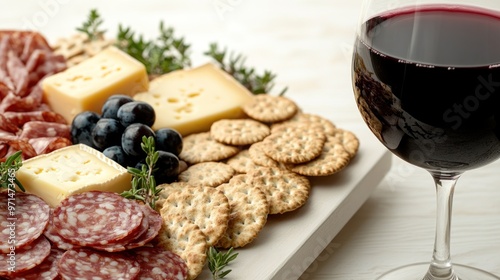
[70,94,183,184]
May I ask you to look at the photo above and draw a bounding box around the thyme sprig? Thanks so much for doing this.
[207,247,238,280]
[76,8,106,41]
[0,151,25,192]
[116,21,192,76]
[204,43,288,95]
[120,136,160,208]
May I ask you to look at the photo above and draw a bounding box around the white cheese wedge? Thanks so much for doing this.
[133,63,253,136]
[16,144,132,207]
[42,46,149,123]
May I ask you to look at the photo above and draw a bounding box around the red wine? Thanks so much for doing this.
[353,5,500,171]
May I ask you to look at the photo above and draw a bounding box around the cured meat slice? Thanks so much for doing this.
[9,248,64,280]
[0,114,20,134]
[0,236,51,277]
[43,210,79,251]
[3,111,67,127]
[90,204,150,253]
[53,191,144,246]
[29,137,71,155]
[132,246,188,280]
[0,192,50,253]
[58,248,141,280]
[0,84,43,113]
[90,203,162,252]
[20,121,70,139]
[125,204,163,249]
[2,139,37,160]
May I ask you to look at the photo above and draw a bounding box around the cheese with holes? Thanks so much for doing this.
[16,144,132,207]
[42,46,149,123]
[133,63,253,135]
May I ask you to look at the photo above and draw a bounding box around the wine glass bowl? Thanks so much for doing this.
[352,1,500,279]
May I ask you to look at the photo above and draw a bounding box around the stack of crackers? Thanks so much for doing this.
[153,94,359,279]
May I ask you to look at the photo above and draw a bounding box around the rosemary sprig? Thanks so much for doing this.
[116,21,192,76]
[120,136,160,208]
[76,9,106,41]
[0,151,25,192]
[207,246,238,279]
[204,43,288,96]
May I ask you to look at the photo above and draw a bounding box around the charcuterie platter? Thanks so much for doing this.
[0,3,391,279]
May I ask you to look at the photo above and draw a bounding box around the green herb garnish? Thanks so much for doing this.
[207,246,238,279]
[204,42,287,95]
[120,136,160,208]
[0,151,25,192]
[116,21,192,76]
[76,8,106,41]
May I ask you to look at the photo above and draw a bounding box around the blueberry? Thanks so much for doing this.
[117,101,155,127]
[155,128,183,156]
[154,151,180,184]
[121,123,155,157]
[92,118,124,151]
[71,111,100,147]
[101,95,134,119]
[103,145,130,167]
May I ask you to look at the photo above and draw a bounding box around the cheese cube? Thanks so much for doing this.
[16,144,132,207]
[133,63,253,135]
[42,46,149,123]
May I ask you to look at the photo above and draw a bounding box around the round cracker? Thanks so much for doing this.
[288,135,351,176]
[226,149,262,173]
[216,174,269,248]
[333,128,360,158]
[159,186,230,247]
[179,132,240,164]
[154,214,208,280]
[243,95,299,123]
[210,119,270,146]
[263,126,326,164]
[249,167,310,214]
[271,112,337,135]
[178,162,235,187]
[248,141,280,168]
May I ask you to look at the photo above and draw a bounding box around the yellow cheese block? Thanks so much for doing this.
[133,63,253,136]
[42,46,149,123]
[16,144,132,207]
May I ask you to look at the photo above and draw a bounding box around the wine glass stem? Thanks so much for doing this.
[424,171,462,280]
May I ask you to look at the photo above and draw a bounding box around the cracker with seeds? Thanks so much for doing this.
[287,135,351,176]
[210,119,270,146]
[263,126,326,164]
[154,214,208,280]
[226,149,262,173]
[216,174,269,248]
[178,162,235,187]
[271,112,337,135]
[243,94,299,123]
[249,167,310,214]
[179,132,240,164]
[159,186,230,247]
[248,142,280,168]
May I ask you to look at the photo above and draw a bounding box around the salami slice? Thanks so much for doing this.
[53,191,144,246]
[132,246,188,280]
[0,192,50,253]
[0,236,51,277]
[58,248,141,280]
[2,139,37,160]
[9,248,64,280]
[125,204,163,250]
[90,204,150,252]
[20,121,70,139]
[3,111,67,127]
[43,210,79,251]
[29,137,71,155]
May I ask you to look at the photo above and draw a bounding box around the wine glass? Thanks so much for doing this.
[352,0,500,279]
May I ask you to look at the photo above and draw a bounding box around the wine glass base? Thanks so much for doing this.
[376,262,500,280]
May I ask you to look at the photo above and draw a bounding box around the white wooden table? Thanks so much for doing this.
[3,1,500,279]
